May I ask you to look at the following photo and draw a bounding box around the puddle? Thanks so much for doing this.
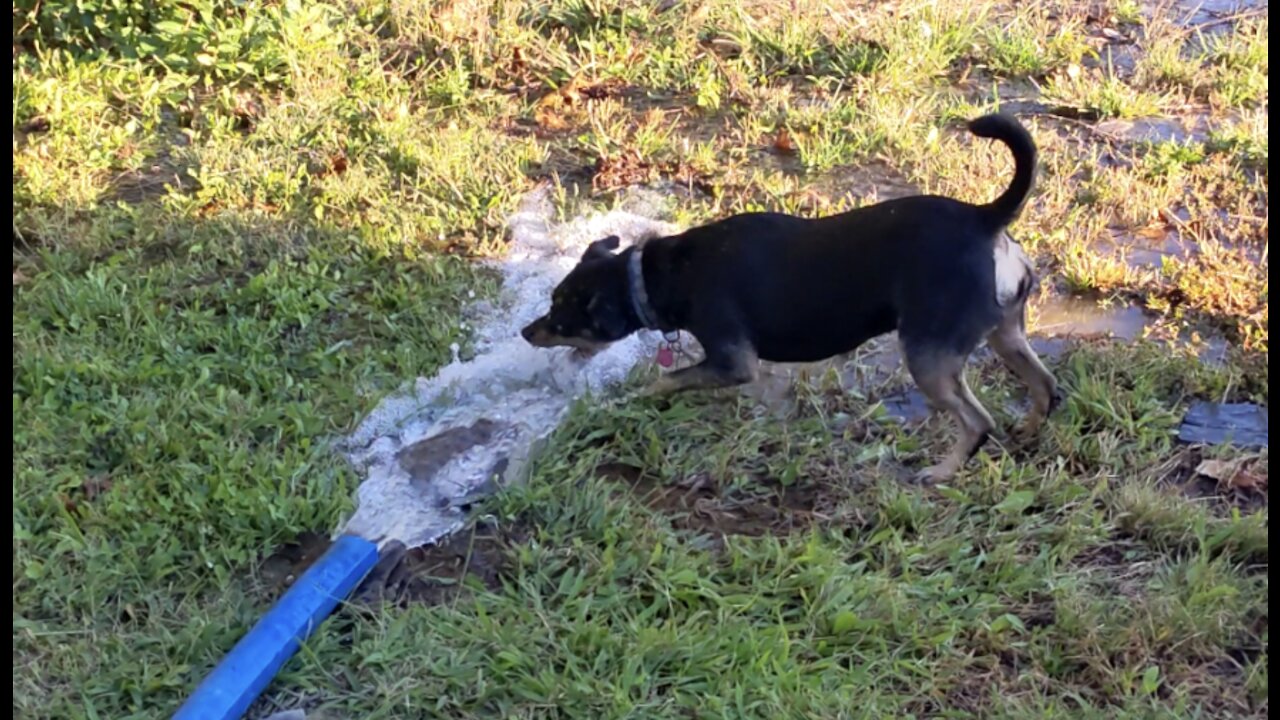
[831,334,907,395]
[808,161,918,205]
[1027,293,1237,363]
[340,188,678,550]
[1099,226,1200,269]
[744,358,843,414]
[878,390,932,423]
[1029,295,1151,340]
[1163,0,1266,27]
[1089,43,1141,79]
[1093,116,1213,145]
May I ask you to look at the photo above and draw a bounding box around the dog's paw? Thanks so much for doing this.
[1048,386,1066,415]
[642,375,679,398]
[1010,421,1042,447]
[911,464,955,486]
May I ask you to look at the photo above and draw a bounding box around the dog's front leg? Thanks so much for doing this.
[644,343,758,397]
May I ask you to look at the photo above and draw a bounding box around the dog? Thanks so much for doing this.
[522,113,1059,482]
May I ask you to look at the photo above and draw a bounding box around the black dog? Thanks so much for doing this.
[523,114,1058,482]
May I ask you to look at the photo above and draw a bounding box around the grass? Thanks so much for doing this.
[12,0,1268,717]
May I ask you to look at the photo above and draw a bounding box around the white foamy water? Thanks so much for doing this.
[340,188,679,549]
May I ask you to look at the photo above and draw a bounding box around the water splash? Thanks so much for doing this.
[340,189,678,549]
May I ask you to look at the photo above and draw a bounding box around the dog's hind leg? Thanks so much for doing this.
[904,350,996,484]
[986,307,1059,442]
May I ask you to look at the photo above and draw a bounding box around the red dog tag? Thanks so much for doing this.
[656,345,675,368]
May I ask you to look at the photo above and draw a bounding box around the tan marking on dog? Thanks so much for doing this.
[993,233,1032,307]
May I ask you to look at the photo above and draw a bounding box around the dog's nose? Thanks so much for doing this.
[520,322,537,342]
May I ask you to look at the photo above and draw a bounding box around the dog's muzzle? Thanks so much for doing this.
[521,317,606,358]
[521,317,549,345]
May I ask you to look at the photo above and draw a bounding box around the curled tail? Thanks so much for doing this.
[968,113,1037,228]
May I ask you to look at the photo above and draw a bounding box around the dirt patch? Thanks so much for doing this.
[257,531,334,594]
[1165,659,1267,719]
[591,149,713,196]
[355,519,528,607]
[1070,537,1159,599]
[806,160,917,204]
[527,77,640,134]
[603,463,834,540]
[106,163,189,204]
[256,520,526,608]
[592,150,664,190]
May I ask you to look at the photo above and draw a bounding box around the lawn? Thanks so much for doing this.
[12,1,1268,718]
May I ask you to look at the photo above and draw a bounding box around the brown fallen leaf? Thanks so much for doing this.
[709,37,743,57]
[13,269,28,286]
[1197,457,1268,492]
[535,106,570,131]
[316,152,348,178]
[774,128,797,155]
[231,90,263,130]
[60,475,116,516]
[1134,220,1170,240]
[1224,465,1268,492]
[82,474,114,501]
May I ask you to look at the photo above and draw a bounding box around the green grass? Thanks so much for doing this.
[979,5,1092,79]
[12,0,1268,717]
[1041,63,1168,120]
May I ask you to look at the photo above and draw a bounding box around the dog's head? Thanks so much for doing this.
[521,235,636,355]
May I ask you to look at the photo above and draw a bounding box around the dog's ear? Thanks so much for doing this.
[582,235,621,261]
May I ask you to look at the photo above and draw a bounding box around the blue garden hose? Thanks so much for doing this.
[172,534,380,720]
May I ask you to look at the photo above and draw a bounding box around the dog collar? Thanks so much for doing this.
[627,247,663,331]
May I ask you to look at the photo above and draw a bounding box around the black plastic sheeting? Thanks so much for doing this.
[1177,401,1268,449]
[880,390,932,423]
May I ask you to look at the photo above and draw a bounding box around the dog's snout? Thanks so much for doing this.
[521,317,545,344]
